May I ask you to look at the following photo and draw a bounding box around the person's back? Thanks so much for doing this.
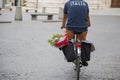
[64,0,89,30]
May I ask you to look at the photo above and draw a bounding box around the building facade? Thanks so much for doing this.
[0,0,24,8]
[111,0,120,7]
[86,0,111,9]
[0,0,120,9]
[25,0,120,9]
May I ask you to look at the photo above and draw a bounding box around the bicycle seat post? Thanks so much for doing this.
[74,34,81,56]
[74,34,77,43]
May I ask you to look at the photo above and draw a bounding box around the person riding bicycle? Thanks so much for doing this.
[61,0,91,66]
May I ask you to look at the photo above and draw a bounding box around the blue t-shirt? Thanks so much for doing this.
[64,0,89,31]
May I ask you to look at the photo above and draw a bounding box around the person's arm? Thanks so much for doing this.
[87,15,91,27]
[86,2,91,27]
[61,14,67,29]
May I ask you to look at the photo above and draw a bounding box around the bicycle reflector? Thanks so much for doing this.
[75,44,81,48]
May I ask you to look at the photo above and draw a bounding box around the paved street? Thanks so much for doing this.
[0,8,120,80]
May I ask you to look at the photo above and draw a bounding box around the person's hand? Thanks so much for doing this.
[60,26,67,33]
[61,26,65,29]
[88,24,91,27]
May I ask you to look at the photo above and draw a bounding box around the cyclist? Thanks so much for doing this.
[61,0,91,66]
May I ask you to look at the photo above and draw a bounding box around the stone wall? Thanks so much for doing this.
[26,0,66,13]
[25,0,112,13]
[26,0,111,9]
[86,0,111,9]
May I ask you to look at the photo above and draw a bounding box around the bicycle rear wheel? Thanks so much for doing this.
[75,49,81,80]
[76,57,80,80]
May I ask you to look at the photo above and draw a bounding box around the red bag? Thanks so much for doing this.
[55,34,68,47]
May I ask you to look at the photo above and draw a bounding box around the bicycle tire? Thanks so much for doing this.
[76,50,80,80]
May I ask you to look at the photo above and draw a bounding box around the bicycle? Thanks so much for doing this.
[60,27,85,80]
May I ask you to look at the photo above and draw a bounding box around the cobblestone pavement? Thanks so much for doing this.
[0,8,120,80]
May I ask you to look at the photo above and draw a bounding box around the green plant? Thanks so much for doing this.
[48,34,63,47]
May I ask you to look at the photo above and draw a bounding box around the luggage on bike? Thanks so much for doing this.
[81,41,95,61]
[60,41,95,62]
[60,42,76,62]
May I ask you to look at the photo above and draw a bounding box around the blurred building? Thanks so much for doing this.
[86,0,120,9]
[111,0,120,7]
[25,0,120,9]
[0,0,24,8]
[0,0,120,9]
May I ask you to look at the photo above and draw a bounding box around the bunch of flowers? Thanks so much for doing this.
[48,34,68,48]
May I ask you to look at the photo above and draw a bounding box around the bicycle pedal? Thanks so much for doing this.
[80,65,82,67]
[74,68,76,71]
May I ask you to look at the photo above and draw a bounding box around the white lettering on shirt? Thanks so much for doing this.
[70,1,86,6]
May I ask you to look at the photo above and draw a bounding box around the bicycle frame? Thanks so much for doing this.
[74,34,82,80]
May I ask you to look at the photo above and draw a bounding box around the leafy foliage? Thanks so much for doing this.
[48,34,63,47]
